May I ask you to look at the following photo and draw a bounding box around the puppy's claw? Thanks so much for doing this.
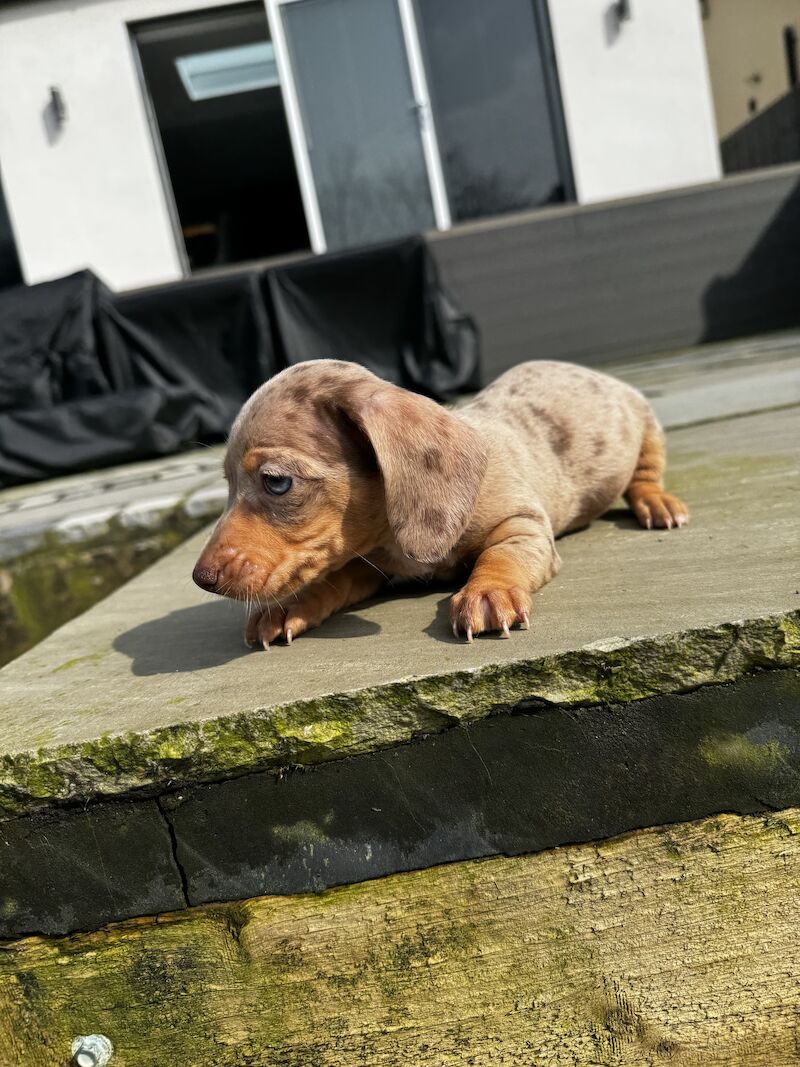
[466,626,474,644]
[261,638,271,652]
[452,620,459,640]
[521,612,530,630]
[285,628,293,645]
[501,622,511,639]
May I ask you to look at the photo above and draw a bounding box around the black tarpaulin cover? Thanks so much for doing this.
[0,237,479,486]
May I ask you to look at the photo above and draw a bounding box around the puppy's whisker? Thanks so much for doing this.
[355,553,389,581]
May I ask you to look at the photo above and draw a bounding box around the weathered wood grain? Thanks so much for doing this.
[2,809,800,1066]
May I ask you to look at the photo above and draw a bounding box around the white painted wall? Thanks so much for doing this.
[0,0,725,289]
[548,0,722,204]
[0,0,242,290]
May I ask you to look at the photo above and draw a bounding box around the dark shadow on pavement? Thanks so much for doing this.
[424,593,461,645]
[114,599,383,675]
[598,507,643,531]
[114,601,252,675]
[292,612,381,641]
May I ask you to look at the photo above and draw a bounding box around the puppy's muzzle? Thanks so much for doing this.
[192,564,220,593]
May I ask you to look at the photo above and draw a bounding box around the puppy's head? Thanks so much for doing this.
[192,360,486,603]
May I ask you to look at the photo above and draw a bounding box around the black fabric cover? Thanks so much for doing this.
[267,238,480,397]
[0,271,262,484]
[0,237,478,486]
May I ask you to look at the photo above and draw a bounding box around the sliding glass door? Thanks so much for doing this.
[414,0,572,220]
[132,3,310,270]
[268,0,571,253]
[267,0,449,252]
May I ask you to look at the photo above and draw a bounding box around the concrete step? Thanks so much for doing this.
[1,402,797,821]
[1,339,798,1065]
[1,330,799,666]
[0,397,796,940]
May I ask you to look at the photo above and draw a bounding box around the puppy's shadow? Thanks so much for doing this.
[114,600,380,676]
[114,602,252,676]
[424,593,461,645]
[293,611,380,641]
[598,507,644,532]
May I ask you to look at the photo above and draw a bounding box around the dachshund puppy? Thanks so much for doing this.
[192,360,688,645]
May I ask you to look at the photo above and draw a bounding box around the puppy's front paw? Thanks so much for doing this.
[245,588,331,649]
[450,584,531,642]
[628,488,689,530]
[245,603,288,649]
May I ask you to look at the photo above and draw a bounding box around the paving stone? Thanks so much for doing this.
[0,801,185,937]
[0,403,796,819]
[168,670,800,906]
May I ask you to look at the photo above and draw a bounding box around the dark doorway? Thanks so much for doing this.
[132,3,310,271]
[0,167,21,290]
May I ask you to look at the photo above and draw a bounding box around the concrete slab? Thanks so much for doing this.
[2,669,797,937]
[0,404,797,817]
[0,449,227,666]
[1,331,797,665]
[0,448,226,556]
[601,329,800,427]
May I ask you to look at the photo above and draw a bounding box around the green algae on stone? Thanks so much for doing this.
[0,508,214,669]
[272,815,334,847]
[52,651,107,674]
[0,610,798,820]
[698,735,794,775]
[2,809,800,1066]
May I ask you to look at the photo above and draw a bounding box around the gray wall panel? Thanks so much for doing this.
[429,165,800,381]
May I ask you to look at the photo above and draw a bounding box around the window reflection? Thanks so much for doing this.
[415,0,571,222]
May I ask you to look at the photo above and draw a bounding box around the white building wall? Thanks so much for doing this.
[0,0,240,291]
[0,0,725,290]
[547,0,722,204]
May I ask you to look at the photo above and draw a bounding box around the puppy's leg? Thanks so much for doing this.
[451,512,561,641]
[624,417,689,530]
[245,558,386,649]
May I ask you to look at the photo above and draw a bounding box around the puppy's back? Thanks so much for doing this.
[458,361,653,534]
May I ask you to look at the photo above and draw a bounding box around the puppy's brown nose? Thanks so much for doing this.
[192,563,219,592]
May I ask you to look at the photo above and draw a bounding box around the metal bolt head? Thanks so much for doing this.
[71,1034,113,1067]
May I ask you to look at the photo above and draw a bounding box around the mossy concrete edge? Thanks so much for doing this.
[1,609,797,819]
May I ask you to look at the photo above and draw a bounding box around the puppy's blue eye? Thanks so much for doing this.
[263,474,293,496]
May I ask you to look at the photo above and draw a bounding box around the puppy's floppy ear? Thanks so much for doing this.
[346,384,487,563]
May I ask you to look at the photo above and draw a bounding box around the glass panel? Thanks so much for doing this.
[415,0,568,221]
[282,0,436,250]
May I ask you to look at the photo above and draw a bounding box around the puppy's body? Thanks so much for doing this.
[194,360,687,643]
[460,361,656,537]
